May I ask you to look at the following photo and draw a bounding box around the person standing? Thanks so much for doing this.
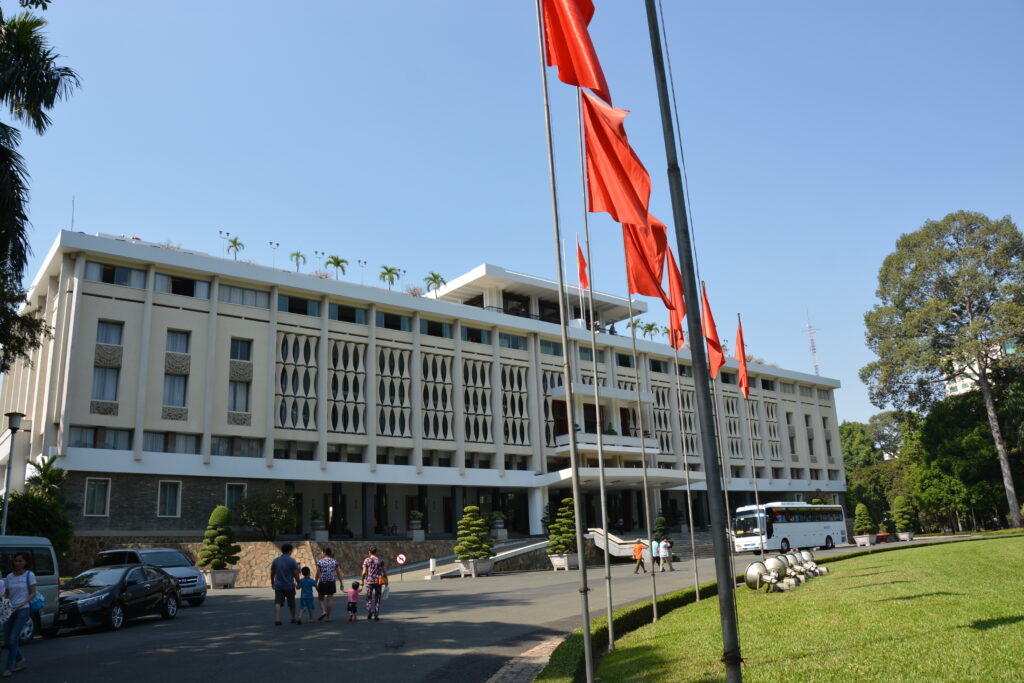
[651,538,662,570]
[632,539,647,574]
[3,551,37,677]
[315,546,339,622]
[360,547,388,620]
[659,538,674,572]
[270,543,301,626]
[297,567,317,624]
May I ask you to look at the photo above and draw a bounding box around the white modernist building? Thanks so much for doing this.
[0,231,846,540]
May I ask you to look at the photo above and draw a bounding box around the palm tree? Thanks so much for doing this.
[424,271,446,298]
[625,318,642,335]
[227,237,244,260]
[642,322,659,340]
[0,10,80,276]
[379,265,400,291]
[26,456,66,503]
[290,251,306,272]
[325,255,348,279]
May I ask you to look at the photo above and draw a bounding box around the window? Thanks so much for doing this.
[461,326,491,345]
[84,478,110,516]
[328,303,367,324]
[817,388,832,401]
[219,284,270,308]
[616,353,634,368]
[375,311,410,331]
[155,273,209,299]
[539,340,563,356]
[780,382,795,395]
[503,292,531,318]
[579,346,606,363]
[103,429,131,449]
[230,339,252,361]
[91,367,119,401]
[678,364,693,378]
[799,385,814,398]
[211,436,232,457]
[163,375,187,407]
[85,261,146,288]
[143,431,167,452]
[499,333,527,351]
[225,483,247,509]
[278,295,321,317]
[791,468,804,479]
[157,481,181,517]
[228,381,250,412]
[809,469,821,480]
[420,319,453,338]
[828,469,840,481]
[174,434,200,454]
[69,426,96,448]
[721,372,736,385]
[166,330,190,354]
[96,321,123,345]
[537,299,560,323]
[649,359,669,374]
[211,436,262,458]
[760,378,775,391]
[238,438,262,458]
[772,467,785,479]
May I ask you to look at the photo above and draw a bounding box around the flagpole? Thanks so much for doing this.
[738,313,766,556]
[671,346,701,600]
[534,4,594,680]
[624,292,659,621]
[577,90,617,651]
[643,1,742,679]
[708,369,739,585]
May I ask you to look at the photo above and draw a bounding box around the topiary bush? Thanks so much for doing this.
[654,515,669,540]
[198,505,241,570]
[853,502,877,535]
[453,506,495,560]
[891,495,914,533]
[547,498,577,555]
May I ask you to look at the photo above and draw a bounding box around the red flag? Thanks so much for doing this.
[623,216,672,309]
[576,238,589,290]
[542,0,612,104]
[581,91,651,227]
[735,318,750,399]
[701,283,725,379]
[666,248,686,350]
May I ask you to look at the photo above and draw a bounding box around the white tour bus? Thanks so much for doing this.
[733,501,847,553]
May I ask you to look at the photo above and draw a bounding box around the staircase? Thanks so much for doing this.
[586,528,717,560]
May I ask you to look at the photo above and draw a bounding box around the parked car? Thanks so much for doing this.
[57,564,180,631]
[94,548,207,606]
[0,535,60,642]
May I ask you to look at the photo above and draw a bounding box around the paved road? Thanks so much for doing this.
[14,538,956,683]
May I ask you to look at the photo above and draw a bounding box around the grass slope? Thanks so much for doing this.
[597,537,1024,682]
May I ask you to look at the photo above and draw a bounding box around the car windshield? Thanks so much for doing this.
[139,551,191,568]
[64,567,127,590]
[733,512,763,536]
[95,551,137,566]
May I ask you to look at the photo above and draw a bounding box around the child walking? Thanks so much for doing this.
[297,567,317,624]
[346,581,360,622]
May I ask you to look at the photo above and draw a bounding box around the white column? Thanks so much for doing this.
[201,277,219,464]
[452,321,466,475]
[365,304,378,471]
[263,286,279,466]
[528,486,547,535]
[28,280,56,459]
[131,264,156,461]
[57,255,85,455]
[317,295,329,470]
[526,332,543,472]
[410,313,424,474]
[668,362,684,470]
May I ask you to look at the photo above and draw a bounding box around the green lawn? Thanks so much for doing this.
[597,537,1024,682]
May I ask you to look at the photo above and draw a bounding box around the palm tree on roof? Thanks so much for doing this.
[290,251,306,272]
[325,255,348,280]
[424,271,446,298]
[227,237,244,260]
[379,265,400,290]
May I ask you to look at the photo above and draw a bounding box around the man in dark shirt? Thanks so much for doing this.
[270,543,301,625]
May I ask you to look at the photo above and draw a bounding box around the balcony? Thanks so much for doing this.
[548,381,653,404]
[554,432,661,455]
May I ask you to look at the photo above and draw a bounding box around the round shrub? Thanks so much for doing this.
[547,498,577,555]
[853,502,877,535]
[453,506,495,560]
[198,505,241,570]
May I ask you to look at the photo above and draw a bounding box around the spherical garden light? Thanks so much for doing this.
[744,561,787,592]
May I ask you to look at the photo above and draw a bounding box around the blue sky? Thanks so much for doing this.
[13,1,1024,423]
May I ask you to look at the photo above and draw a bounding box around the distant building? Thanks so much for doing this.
[944,342,1017,397]
[0,231,846,542]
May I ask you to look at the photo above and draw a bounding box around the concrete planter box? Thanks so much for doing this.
[896,531,915,541]
[312,530,329,542]
[409,519,423,531]
[549,553,579,571]
[202,569,239,589]
[853,534,877,547]
[491,527,508,541]
[456,558,495,578]
[410,530,425,542]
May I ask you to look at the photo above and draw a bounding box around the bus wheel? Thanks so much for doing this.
[780,539,790,553]
[824,536,834,550]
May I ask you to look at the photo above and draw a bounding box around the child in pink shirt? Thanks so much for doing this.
[346,581,360,622]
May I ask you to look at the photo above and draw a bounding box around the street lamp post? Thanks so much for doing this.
[268,242,280,268]
[2,412,25,536]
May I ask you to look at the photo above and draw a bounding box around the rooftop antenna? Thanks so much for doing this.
[70,195,75,229]
[806,309,820,376]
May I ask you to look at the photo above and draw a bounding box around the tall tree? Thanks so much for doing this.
[226,236,244,260]
[423,271,446,298]
[839,420,882,478]
[289,251,305,272]
[325,255,347,279]
[379,265,399,290]
[860,211,1024,527]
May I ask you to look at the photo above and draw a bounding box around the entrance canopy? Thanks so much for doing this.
[535,466,704,491]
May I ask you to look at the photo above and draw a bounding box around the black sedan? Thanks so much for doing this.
[57,564,181,631]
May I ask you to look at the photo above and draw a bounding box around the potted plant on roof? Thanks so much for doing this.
[547,498,579,571]
[198,505,242,589]
[409,509,425,542]
[891,496,915,541]
[852,502,877,547]
[454,506,496,577]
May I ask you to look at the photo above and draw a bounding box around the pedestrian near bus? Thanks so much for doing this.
[315,546,340,621]
[270,543,301,626]
[3,551,37,677]
[360,547,388,620]
[659,538,674,572]
[632,539,647,574]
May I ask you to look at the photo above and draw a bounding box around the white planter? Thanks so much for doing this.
[457,558,495,578]
[549,553,579,571]
[202,569,239,589]
[853,534,877,547]
[491,527,508,541]
[896,531,914,541]
[312,529,329,542]
[410,529,425,542]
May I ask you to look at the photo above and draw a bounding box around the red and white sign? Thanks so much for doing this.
[396,553,408,565]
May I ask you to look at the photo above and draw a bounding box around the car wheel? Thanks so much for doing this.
[107,604,126,631]
[187,597,205,607]
[780,538,790,553]
[18,614,38,644]
[824,535,834,550]
[161,594,179,619]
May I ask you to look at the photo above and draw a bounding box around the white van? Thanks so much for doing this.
[0,536,60,642]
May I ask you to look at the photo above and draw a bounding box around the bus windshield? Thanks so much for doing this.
[733,512,763,536]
